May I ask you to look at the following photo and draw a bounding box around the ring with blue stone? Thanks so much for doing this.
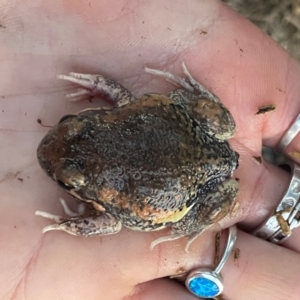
[185,225,237,298]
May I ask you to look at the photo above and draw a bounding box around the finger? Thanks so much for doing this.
[24,227,217,299]
[121,228,300,300]
[206,2,300,254]
[142,230,300,300]
[221,230,300,300]
[129,279,198,300]
[231,145,300,253]
[26,211,299,300]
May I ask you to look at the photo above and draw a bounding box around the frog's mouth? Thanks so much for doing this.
[37,126,62,178]
[55,178,72,191]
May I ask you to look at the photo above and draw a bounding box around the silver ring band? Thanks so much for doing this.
[278,114,300,152]
[253,113,300,243]
[185,225,237,298]
[253,161,300,243]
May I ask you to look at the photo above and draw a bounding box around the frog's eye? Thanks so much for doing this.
[57,179,72,190]
[59,114,76,124]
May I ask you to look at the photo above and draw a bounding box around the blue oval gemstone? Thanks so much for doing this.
[188,277,219,298]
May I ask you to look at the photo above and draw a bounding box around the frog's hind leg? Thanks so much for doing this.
[35,198,122,237]
[146,63,236,140]
[145,62,219,103]
[57,73,136,107]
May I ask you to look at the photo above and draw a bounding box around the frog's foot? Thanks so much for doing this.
[35,198,122,237]
[145,62,218,103]
[57,72,136,106]
[150,230,206,253]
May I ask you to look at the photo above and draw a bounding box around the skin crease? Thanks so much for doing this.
[2,0,300,299]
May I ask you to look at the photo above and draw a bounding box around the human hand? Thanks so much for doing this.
[1,1,300,299]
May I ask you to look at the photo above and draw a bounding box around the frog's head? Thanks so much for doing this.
[37,115,88,191]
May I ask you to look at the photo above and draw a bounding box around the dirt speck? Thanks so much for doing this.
[276,213,292,235]
[169,267,188,278]
[214,231,222,266]
[256,104,276,115]
[37,118,52,128]
[289,151,300,160]
[234,247,240,263]
[0,171,22,184]
[252,156,262,165]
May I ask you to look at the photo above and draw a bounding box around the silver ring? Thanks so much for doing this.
[185,225,237,298]
[253,114,300,243]
[278,114,300,152]
[252,163,300,243]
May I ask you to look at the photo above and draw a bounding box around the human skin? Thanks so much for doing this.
[1,0,300,299]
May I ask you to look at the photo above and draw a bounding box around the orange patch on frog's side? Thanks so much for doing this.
[98,187,192,225]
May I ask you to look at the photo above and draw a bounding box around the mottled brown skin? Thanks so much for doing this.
[36,64,239,249]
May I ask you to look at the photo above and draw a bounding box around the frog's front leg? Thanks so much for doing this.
[35,198,122,236]
[145,63,236,140]
[57,73,136,107]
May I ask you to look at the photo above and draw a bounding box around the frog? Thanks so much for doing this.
[36,62,239,252]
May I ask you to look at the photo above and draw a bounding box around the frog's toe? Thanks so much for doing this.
[57,73,101,100]
[180,62,197,85]
[35,211,71,234]
[40,223,64,234]
[59,197,85,216]
[150,229,207,253]
[35,210,63,223]
[145,66,192,92]
[184,228,210,253]
[150,233,185,250]
[65,88,93,100]
[57,73,98,89]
